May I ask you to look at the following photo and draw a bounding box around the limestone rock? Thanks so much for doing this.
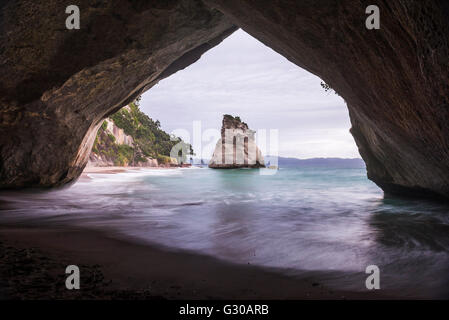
[104,119,133,147]
[205,0,449,199]
[209,115,264,168]
[136,157,158,168]
[86,154,114,168]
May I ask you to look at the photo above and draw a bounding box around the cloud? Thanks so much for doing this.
[140,29,360,159]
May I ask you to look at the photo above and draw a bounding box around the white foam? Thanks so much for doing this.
[86,168,183,183]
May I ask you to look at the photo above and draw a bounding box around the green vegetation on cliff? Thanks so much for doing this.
[92,99,193,166]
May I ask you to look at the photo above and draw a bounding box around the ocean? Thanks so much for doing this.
[1,166,449,297]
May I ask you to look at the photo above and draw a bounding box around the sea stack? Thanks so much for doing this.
[209,115,265,169]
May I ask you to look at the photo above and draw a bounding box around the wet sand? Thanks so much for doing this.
[83,166,186,174]
[81,166,179,181]
[80,166,137,181]
[83,166,134,174]
[0,226,397,300]
[83,166,149,174]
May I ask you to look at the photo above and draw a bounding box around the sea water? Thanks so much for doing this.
[1,167,448,297]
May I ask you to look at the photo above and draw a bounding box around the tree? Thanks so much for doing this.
[320,81,339,95]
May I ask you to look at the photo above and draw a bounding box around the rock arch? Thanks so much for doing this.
[0,0,448,199]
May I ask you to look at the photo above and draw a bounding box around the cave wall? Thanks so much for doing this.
[0,0,448,199]
[0,0,236,187]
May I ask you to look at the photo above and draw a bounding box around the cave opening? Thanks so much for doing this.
[135,29,361,167]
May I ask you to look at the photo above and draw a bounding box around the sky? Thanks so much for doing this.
[140,29,360,160]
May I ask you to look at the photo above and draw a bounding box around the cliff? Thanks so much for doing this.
[209,115,264,168]
[88,101,191,167]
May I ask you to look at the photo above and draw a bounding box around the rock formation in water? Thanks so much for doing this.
[206,0,449,199]
[0,1,448,199]
[209,115,264,168]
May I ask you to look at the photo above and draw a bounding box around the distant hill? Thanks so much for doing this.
[193,156,365,168]
[264,156,365,168]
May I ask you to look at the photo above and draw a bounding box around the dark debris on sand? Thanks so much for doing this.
[0,241,164,300]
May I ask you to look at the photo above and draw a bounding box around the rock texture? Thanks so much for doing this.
[134,158,159,168]
[87,103,191,167]
[104,119,134,147]
[209,115,264,168]
[0,0,448,199]
[0,0,236,187]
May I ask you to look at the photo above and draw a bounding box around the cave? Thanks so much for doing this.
[0,0,448,199]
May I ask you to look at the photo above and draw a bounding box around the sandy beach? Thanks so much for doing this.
[81,166,182,181]
[79,166,142,181]
[82,166,192,174]
[0,224,401,300]
[83,166,136,174]
[0,167,417,300]
[83,166,171,174]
